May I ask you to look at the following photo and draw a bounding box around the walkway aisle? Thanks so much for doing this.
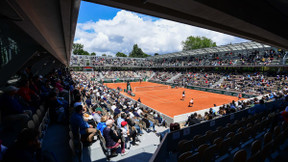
[41,124,72,162]
[89,126,167,162]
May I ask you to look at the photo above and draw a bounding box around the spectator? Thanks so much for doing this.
[55,79,69,98]
[99,99,109,112]
[17,80,39,110]
[132,115,143,135]
[70,105,97,144]
[40,81,53,97]
[185,113,199,126]
[2,128,41,162]
[92,107,103,123]
[154,113,166,127]
[120,121,131,149]
[125,114,139,145]
[97,116,107,135]
[103,119,128,156]
[73,94,82,108]
[248,99,267,115]
[0,86,32,130]
[85,95,92,108]
[142,114,156,132]
[111,103,117,112]
[117,113,126,128]
[46,92,65,124]
[157,122,180,141]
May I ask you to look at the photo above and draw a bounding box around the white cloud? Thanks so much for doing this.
[75,10,248,56]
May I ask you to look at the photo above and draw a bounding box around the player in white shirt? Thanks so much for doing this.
[188,98,194,107]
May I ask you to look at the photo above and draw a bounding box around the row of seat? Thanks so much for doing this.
[233,122,288,162]
[177,111,269,154]
[26,105,50,142]
[177,110,282,162]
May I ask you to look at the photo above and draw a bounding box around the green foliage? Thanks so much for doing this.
[72,43,90,55]
[182,36,216,51]
[154,53,159,56]
[129,44,150,58]
[102,54,107,57]
[116,52,127,57]
[91,52,96,56]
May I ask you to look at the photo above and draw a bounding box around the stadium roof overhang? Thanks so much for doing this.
[87,0,288,50]
[2,0,287,66]
[0,0,80,66]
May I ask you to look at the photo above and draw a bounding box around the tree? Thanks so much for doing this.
[72,43,90,55]
[116,52,127,57]
[102,54,107,57]
[182,36,216,51]
[154,53,159,56]
[91,52,96,56]
[129,44,150,58]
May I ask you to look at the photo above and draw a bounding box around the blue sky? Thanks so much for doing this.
[77,2,121,23]
[74,1,247,56]
[78,1,160,24]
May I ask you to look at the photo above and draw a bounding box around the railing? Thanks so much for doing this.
[69,64,287,68]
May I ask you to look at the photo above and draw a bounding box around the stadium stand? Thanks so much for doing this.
[70,42,288,68]
[1,1,288,162]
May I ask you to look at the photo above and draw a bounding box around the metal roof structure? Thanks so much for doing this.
[150,41,271,59]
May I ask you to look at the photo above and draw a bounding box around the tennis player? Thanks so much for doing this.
[238,93,242,100]
[188,98,194,107]
[181,90,185,101]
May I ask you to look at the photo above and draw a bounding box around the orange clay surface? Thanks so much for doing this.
[104,82,242,118]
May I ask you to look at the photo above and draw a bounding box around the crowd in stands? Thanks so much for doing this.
[174,72,223,88]
[3,64,288,161]
[71,56,153,67]
[70,48,286,67]
[151,71,180,82]
[150,71,288,96]
[0,67,73,161]
[135,70,153,80]
[68,70,288,161]
[101,71,137,79]
[215,73,288,95]
[174,94,288,162]
[69,72,167,158]
[184,90,288,127]
[153,49,285,67]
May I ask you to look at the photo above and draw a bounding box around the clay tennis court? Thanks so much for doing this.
[105,82,241,117]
